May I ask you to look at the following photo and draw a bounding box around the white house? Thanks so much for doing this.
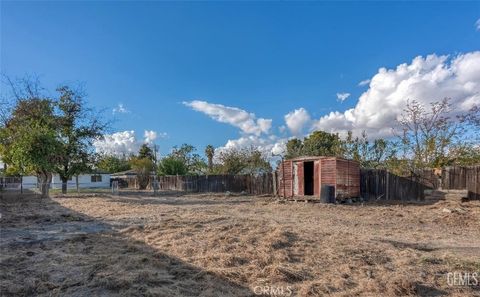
[16,173,111,189]
[21,176,38,189]
[50,173,111,189]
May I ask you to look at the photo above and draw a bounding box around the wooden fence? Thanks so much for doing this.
[153,174,275,195]
[417,169,441,190]
[112,165,479,201]
[466,166,480,200]
[360,169,425,201]
[417,166,479,199]
[440,166,467,190]
[418,166,472,190]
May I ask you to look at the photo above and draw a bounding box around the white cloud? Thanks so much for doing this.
[476,18,480,31]
[221,135,272,152]
[183,100,284,160]
[112,103,129,114]
[358,79,370,86]
[144,130,157,143]
[313,51,480,138]
[214,135,287,161]
[284,108,311,136]
[336,92,351,102]
[271,140,287,156]
[183,100,272,136]
[94,130,140,156]
[94,129,166,156]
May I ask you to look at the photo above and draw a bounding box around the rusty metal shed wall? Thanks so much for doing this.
[278,160,294,197]
[335,159,361,199]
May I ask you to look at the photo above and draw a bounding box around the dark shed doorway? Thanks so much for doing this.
[304,161,314,195]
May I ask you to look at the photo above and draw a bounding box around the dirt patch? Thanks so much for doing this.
[1,191,479,296]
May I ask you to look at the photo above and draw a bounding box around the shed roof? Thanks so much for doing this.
[286,156,357,162]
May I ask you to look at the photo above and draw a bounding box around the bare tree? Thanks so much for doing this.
[396,98,477,171]
[216,146,271,175]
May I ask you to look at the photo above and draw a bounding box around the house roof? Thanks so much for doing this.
[110,169,137,177]
[111,170,158,178]
[287,156,325,161]
[88,169,111,175]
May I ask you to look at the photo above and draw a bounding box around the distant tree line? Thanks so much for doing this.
[97,143,272,190]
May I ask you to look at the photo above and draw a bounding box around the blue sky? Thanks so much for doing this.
[2,1,479,157]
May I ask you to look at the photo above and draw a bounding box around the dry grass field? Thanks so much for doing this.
[1,190,479,296]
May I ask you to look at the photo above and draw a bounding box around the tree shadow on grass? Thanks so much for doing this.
[0,192,254,296]
[31,189,257,207]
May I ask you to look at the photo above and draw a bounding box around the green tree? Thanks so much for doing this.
[97,155,131,173]
[157,156,188,175]
[216,148,246,175]
[138,144,154,161]
[129,156,153,189]
[303,131,344,157]
[1,78,106,196]
[442,144,480,166]
[343,131,396,169]
[216,147,271,175]
[343,131,361,162]
[285,138,303,159]
[243,148,272,175]
[170,144,206,174]
[54,86,106,194]
[285,131,344,159]
[0,96,60,197]
[205,145,215,173]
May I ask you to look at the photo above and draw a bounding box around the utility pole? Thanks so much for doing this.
[153,144,159,171]
[152,143,159,194]
[281,155,285,199]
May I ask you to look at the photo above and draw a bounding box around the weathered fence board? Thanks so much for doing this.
[466,166,480,200]
[442,166,467,190]
[417,166,471,190]
[418,169,441,190]
[360,169,425,201]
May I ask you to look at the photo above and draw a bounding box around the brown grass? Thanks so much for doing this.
[1,191,479,296]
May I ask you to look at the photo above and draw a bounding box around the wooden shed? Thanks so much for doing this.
[277,156,360,201]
